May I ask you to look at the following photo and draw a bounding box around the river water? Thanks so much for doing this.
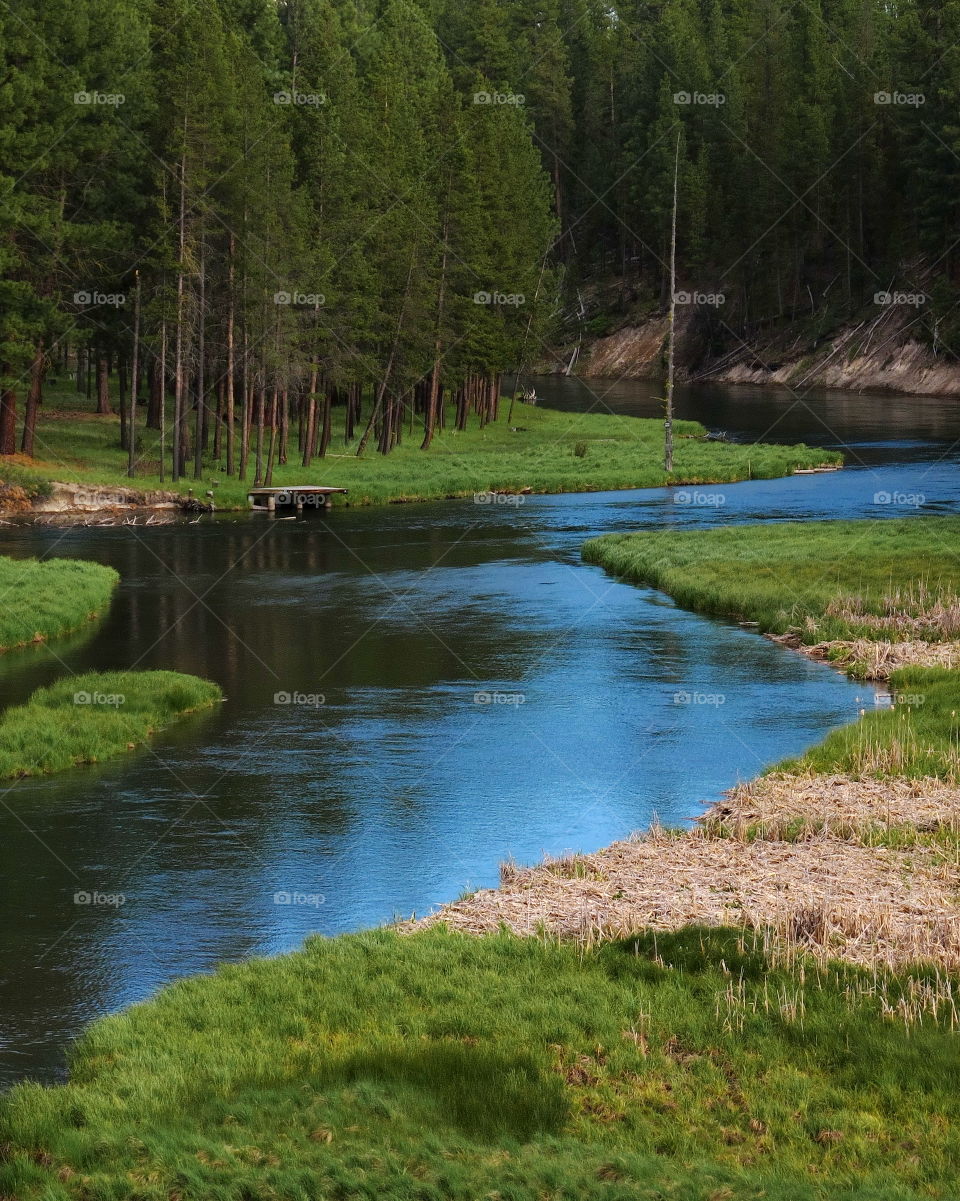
[1,377,959,1086]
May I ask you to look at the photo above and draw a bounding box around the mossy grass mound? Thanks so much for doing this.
[0,669,222,777]
[0,555,118,652]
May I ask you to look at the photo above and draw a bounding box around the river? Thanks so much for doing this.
[1,377,958,1085]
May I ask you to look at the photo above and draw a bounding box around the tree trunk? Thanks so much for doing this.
[225,234,236,476]
[303,364,318,468]
[118,355,128,449]
[173,129,188,482]
[279,389,289,465]
[0,385,16,455]
[21,341,45,457]
[253,386,265,486]
[264,388,278,486]
[319,388,333,458]
[194,230,206,480]
[96,354,112,415]
[128,270,141,477]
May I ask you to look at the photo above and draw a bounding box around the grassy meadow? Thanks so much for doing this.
[3,926,960,1201]
[0,555,119,652]
[1,381,839,509]
[0,670,222,777]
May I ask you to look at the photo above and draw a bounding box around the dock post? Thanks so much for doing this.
[296,496,304,516]
[267,494,277,517]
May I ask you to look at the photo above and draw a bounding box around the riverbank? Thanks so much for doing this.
[409,518,960,964]
[0,555,118,652]
[4,523,960,1197]
[0,386,837,517]
[0,670,223,777]
[547,286,960,396]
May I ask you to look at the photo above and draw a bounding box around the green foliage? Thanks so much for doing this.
[3,927,960,1198]
[0,670,222,777]
[0,556,118,652]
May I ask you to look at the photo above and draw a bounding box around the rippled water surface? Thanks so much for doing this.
[2,378,959,1084]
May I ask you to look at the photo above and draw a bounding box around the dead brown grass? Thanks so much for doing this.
[405,826,960,970]
[706,772,960,838]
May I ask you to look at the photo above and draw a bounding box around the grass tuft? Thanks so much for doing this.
[0,556,118,652]
[0,670,223,777]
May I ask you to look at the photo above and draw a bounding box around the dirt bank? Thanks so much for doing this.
[1,480,212,520]
[549,292,960,396]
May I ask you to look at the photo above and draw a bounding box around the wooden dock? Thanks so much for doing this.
[248,486,348,514]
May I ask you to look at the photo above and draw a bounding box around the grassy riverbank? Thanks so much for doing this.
[0,556,119,652]
[2,383,838,510]
[584,516,960,779]
[3,926,960,1201]
[583,516,960,646]
[0,670,222,777]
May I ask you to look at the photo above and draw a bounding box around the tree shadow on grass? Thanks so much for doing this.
[320,1041,569,1142]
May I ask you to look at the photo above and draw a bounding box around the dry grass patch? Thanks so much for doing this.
[705,772,960,838]
[786,637,960,679]
[408,828,960,969]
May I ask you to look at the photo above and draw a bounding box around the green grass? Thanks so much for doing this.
[584,517,960,780]
[583,516,960,645]
[2,927,959,1200]
[0,556,119,652]
[0,670,222,777]
[783,666,960,781]
[4,381,839,509]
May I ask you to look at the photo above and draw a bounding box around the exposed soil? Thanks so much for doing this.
[550,290,960,396]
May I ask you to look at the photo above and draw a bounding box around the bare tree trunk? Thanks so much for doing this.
[96,353,112,414]
[194,230,206,479]
[264,388,278,486]
[118,355,128,448]
[0,384,16,455]
[21,341,45,457]
[253,385,265,486]
[173,129,188,482]
[279,389,288,465]
[128,270,141,477]
[159,320,168,483]
[664,130,680,473]
[225,234,236,476]
[319,388,332,457]
[303,363,318,468]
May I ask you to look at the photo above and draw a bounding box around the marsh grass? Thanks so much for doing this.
[583,517,960,645]
[781,666,960,781]
[6,382,837,510]
[0,555,118,652]
[3,927,960,1200]
[0,670,222,777]
[585,519,960,781]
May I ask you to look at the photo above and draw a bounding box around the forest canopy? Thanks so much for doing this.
[0,0,956,477]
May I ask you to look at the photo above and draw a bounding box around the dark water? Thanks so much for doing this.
[2,377,959,1086]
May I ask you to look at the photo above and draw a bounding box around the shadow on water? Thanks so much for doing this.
[1,379,959,1085]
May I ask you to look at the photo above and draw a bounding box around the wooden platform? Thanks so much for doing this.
[248,486,348,513]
